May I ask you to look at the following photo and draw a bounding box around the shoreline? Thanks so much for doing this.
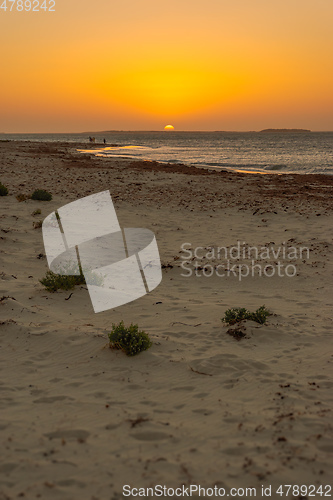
[1,141,332,217]
[78,149,307,176]
[2,138,333,177]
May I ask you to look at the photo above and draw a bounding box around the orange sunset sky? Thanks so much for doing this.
[1,0,333,132]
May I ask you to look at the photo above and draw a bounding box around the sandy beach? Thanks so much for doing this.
[0,140,332,499]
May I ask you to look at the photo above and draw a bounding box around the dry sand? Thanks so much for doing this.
[0,141,332,499]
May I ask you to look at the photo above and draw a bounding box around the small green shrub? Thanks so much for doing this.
[32,209,41,216]
[40,270,86,292]
[40,264,104,292]
[222,305,271,325]
[31,189,52,201]
[249,305,271,324]
[108,321,152,356]
[0,183,8,196]
[223,307,250,325]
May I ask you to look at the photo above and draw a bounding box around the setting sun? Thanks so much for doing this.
[164,125,175,131]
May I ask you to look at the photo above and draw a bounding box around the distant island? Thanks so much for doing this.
[259,128,311,133]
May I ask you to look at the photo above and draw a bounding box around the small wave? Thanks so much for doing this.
[96,153,139,160]
[190,160,229,166]
[205,161,229,167]
[316,166,333,174]
[165,159,184,164]
[264,164,287,171]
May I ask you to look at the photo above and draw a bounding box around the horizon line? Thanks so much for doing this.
[2,129,333,134]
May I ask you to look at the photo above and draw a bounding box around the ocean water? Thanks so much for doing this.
[2,131,333,174]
